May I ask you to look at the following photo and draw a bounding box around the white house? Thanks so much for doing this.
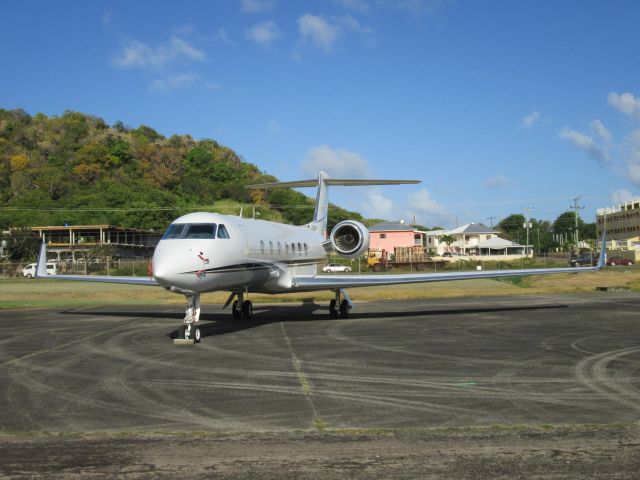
[425,223,530,259]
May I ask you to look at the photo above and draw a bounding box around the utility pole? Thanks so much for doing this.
[487,216,497,228]
[522,206,535,256]
[570,196,585,248]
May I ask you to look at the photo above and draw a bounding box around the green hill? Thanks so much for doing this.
[0,108,362,231]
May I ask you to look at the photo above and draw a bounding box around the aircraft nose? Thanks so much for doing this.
[151,256,169,285]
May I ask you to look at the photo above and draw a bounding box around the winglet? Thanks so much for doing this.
[35,243,48,278]
[596,228,607,269]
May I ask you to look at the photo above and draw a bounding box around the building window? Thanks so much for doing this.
[380,234,386,239]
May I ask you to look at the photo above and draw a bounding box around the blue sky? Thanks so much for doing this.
[2,0,640,228]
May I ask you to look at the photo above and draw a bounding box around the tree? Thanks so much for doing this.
[1,228,39,262]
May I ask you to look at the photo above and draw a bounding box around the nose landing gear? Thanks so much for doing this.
[177,293,202,343]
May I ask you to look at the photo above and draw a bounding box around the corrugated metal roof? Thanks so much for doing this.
[446,223,498,235]
[370,221,416,232]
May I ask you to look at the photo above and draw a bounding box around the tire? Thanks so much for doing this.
[329,299,337,319]
[193,327,201,343]
[178,325,187,339]
[26,274,32,279]
[416,263,425,271]
[373,264,382,272]
[345,267,351,272]
[242,300,253,320]
[611,262,616,266]
[232,300,241,319]
[339,300,349,319]
[629,262,634,266]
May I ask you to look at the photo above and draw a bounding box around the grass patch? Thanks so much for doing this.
[1,267,639,310]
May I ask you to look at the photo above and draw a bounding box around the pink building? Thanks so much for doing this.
[369,221,425,252]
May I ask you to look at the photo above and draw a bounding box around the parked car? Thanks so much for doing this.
[606,256,634,266]
[22,262,57,278]
[569,253,597,267]
[322,263,351,273]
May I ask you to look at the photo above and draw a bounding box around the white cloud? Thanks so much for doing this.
[214,29,235,45]
[608,92,640,118]
[148,72,203,93]
[301,145,372,177]
[485,175,509,189]
[559,127,608,165]
[365,189,394,217]
[112,35,206,69]
[241,0,275,13]
[590,119,612,143]
[247,21,282,48]
[298,14,341,52]
[627,163,640,187]
[520,111,540,128]
[406,188,448,217]
[611,189,640,205]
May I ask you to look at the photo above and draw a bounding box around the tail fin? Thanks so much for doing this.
[247,172,420,235]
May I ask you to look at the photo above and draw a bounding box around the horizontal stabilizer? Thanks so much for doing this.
[246,178,420,189]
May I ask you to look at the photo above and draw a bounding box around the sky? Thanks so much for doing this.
[2,0,640,228]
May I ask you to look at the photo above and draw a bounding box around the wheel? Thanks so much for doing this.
[178,325,187,339]
[629,262,633,266]
[345,267,351,272]
[339,299,349,319]
[242,300,253,320]
[610,262,616,266]
[232,300,241,319]
[329,299,337,319]
[373,263,382,272]
[26,274,33,279]
[193,326,202,343]
[416,263,425,271]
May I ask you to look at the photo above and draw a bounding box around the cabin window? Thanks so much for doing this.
[304,243,309,255]
[183,223,217,239]
[277,242,282,254]
[269,241,274,255]
[285,243,289,254]
[292,243,297,254]
[260,240,265,254]
[217,224,230,239]
[297,242,302,255]
[162,223,186,239]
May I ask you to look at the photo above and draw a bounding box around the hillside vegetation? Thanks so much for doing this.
[0,108,362,231]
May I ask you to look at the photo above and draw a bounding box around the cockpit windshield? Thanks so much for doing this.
[162,223,218,240]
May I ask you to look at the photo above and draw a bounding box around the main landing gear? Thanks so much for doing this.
[177,293,202,343]
[229,291,253,320]
[329,289,351,319]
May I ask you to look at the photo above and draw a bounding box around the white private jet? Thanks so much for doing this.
[36,171,605,342]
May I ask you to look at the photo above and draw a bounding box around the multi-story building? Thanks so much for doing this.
[596,200,640,254]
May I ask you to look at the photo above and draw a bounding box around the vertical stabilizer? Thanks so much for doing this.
[311,171,330,235]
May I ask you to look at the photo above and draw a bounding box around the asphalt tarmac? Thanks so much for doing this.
[1,293,639,478]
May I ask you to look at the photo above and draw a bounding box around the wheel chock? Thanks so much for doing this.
[173,338,195,345]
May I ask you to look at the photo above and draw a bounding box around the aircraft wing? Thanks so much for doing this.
[34,243,159,286]
[292,232,606,290]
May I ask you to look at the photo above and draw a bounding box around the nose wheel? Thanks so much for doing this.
[178,294,202,343]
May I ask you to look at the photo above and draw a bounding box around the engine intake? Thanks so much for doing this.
[329,220,370,259]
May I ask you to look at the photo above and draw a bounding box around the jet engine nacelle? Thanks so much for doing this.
[329,220,370,259]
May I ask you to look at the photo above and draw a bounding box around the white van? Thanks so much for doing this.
[22,263,57,278]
